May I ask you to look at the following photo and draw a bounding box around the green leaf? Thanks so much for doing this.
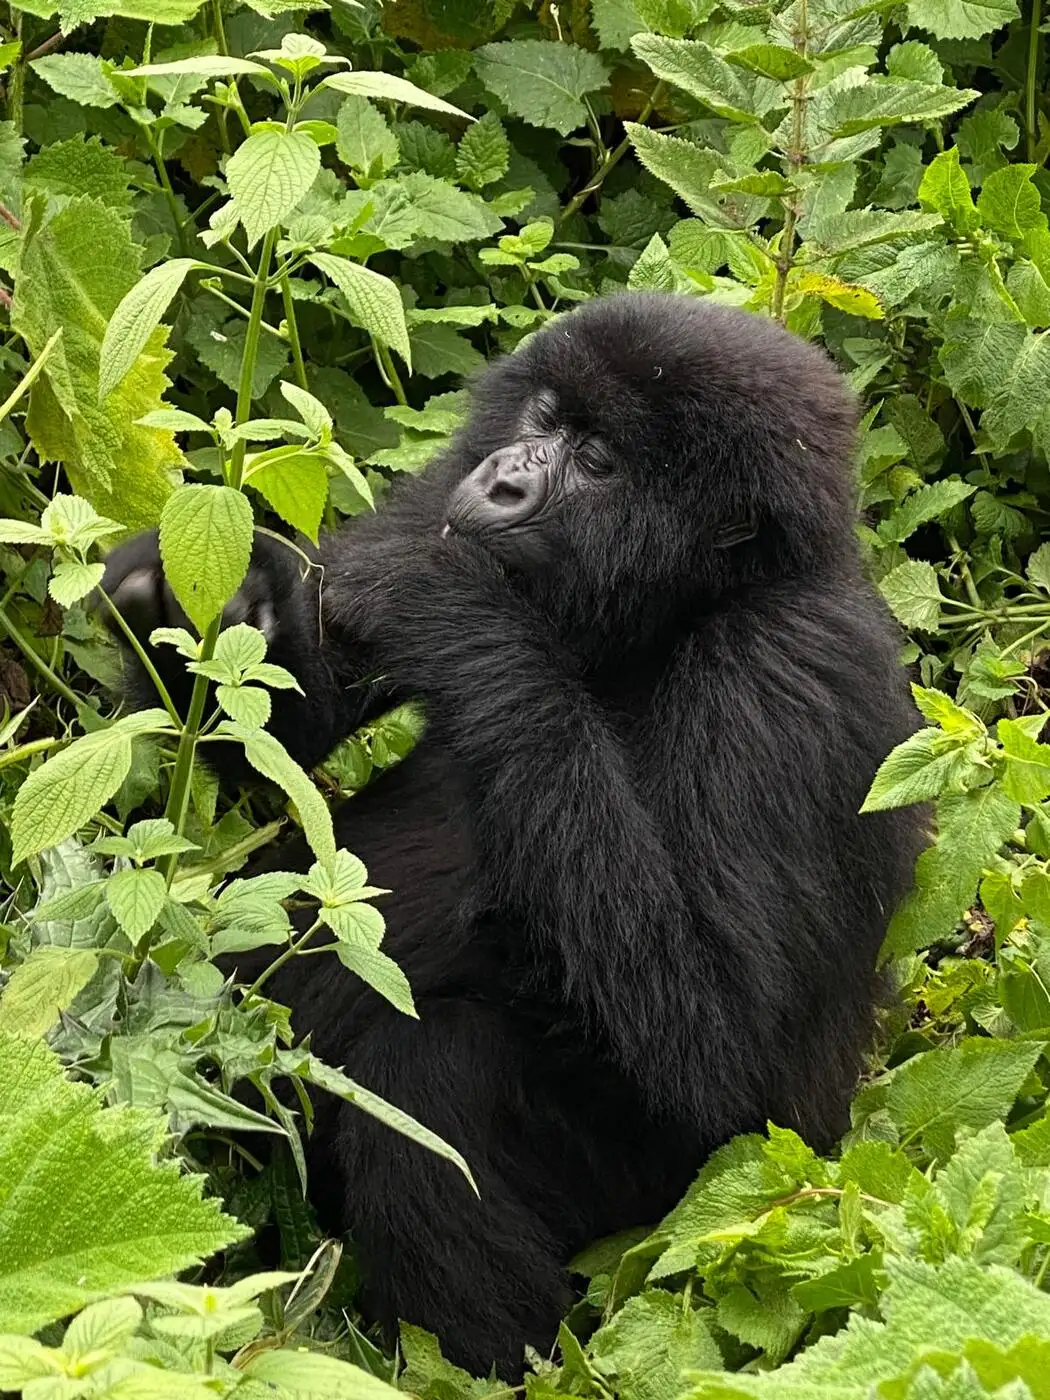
[217,684,271,730]
[335,96,399,179]
[878,479,977,542]
[302,1057,476,1192]
[0,1033,246,1335]
[906,0,1019,40]
[233,725,336,869]
[886,1038,1042,1159]
[589,1291,722,1398]
[98,259,198,402]
[330,936,417,1018]
[726,44,814,81]
[324,70,470,120]
[881,784,1021,961]
[0,947,98,1037]
[998,718,1050,803]
[125,55,271,79]
[1027,542,1050,591]
[309,252,411,367]
[105,867,167,940]
[11,713,173,866]
[474,40,610,135]
[456,112,509,191]
[226,129,321,248]
[11,197,183,531]
[862,728,987,811]
[248,447,329,544]
[877,559,946,631]
[940,320,1028,408]
[918,146,978,234]
[633,36,766,124]
[158,484,254,634]
[823,78,979,139]
[244,1348,401,1399]
[48,559,104,608]
[977,163,1045,241]
[393,171,505,242]
[625,125,728,223]
[30,54,118,108]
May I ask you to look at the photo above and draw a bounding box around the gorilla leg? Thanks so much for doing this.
[312,998,579,1379]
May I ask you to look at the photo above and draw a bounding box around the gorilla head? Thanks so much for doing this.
[441,295,861,638]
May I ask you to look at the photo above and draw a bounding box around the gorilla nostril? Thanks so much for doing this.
[488,480,528,507]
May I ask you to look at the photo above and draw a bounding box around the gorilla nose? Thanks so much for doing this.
[445,443,545,534]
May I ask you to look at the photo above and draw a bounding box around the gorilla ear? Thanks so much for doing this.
[713,512,758,548]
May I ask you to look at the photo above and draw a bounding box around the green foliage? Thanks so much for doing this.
[1,0,1050,1392]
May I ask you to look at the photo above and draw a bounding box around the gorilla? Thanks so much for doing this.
[103,294,923,1378]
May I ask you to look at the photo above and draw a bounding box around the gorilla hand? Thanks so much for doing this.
[100,531,359,774]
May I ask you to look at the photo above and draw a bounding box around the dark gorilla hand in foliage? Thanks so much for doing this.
[103,294,924,1379]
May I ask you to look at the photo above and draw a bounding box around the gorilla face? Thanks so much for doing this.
[438,295,860,619]
[442,387,616,570]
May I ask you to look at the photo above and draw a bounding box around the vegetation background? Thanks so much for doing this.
[2,0,1050,1394]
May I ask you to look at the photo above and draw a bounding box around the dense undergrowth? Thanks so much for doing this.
[2,0,1050,1395]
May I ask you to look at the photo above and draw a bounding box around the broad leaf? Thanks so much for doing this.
[99,259,198,402]
[226,129,321,248]
[158,484,254,633]
[474,40,610,135]
[309,252,411,367]
[0,947,98,1037]
[0,1034,245,1335]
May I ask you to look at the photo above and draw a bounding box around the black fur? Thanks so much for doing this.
[103,294,924,1378]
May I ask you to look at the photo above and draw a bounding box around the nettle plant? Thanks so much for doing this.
[0,32,479,1196]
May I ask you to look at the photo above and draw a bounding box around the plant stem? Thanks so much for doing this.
[160,229,276,880]
[280,272,309,391]
[374,339,408,406]
[559,81,665,225]
[248,918,322,996]
[773,2,810,323]
[146,128,188,257]
[0,734,60,770]
[211,0,228,55]
[0,600,82,708]
[7,8,23,134]
[1028,0,1042,163]
[97,588,181,727]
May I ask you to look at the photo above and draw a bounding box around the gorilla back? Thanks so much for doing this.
[103,294,924,1378]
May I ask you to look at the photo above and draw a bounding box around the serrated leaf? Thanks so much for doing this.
[48,560,104,608]
[12,732,133,866]
[823,78,979,139]
[11,197,183,530]
[30,54,118,108]
[0,1034,246,1335]
[591,1291,722,1397]
[456,113,509,191]
[233,725,335,868]
[217,684,271,730]
[226,129,321,248]
[625,125,728,223]
[998,718,1050,803]
[302,1057,476,1192]
[335,96,399,179]
[158,484,253,634]
[977,163,1045,241]
[878,559,946,630]
[99,259,198,402]
[248,449,329,544]
[125,55,271,79]
[633,35,767,124]
[0,947,98,1037]
[324,70,470,120]
[331,937,416,1017]
[105,867,167,940]
[886,1039,1042,1158]
[879,479,977,542]
[794,272,883,319]
[862,728,987,811]
[309,252,411,367]
[474,40,610,135]
[727,44,814,81]
[1027,542,1050,591]
[918,146,978,234]
[25,136,132,213]
[906,0,1018,40]
[391,171,504,243]
[881,784,1020,962]
[244,1348,401,1399]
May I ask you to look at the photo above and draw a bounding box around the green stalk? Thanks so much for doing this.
[280,271,309,392]
[6,8,23,134]
[1027,0,1042,163]
[374,338,408,406]
[559,81,665,226]
[772,0,810,324]
[211,0,228,55]
[146,128,188,258]
[160,228,277,880]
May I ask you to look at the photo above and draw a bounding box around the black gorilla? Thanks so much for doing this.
[104,294,923,1377]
